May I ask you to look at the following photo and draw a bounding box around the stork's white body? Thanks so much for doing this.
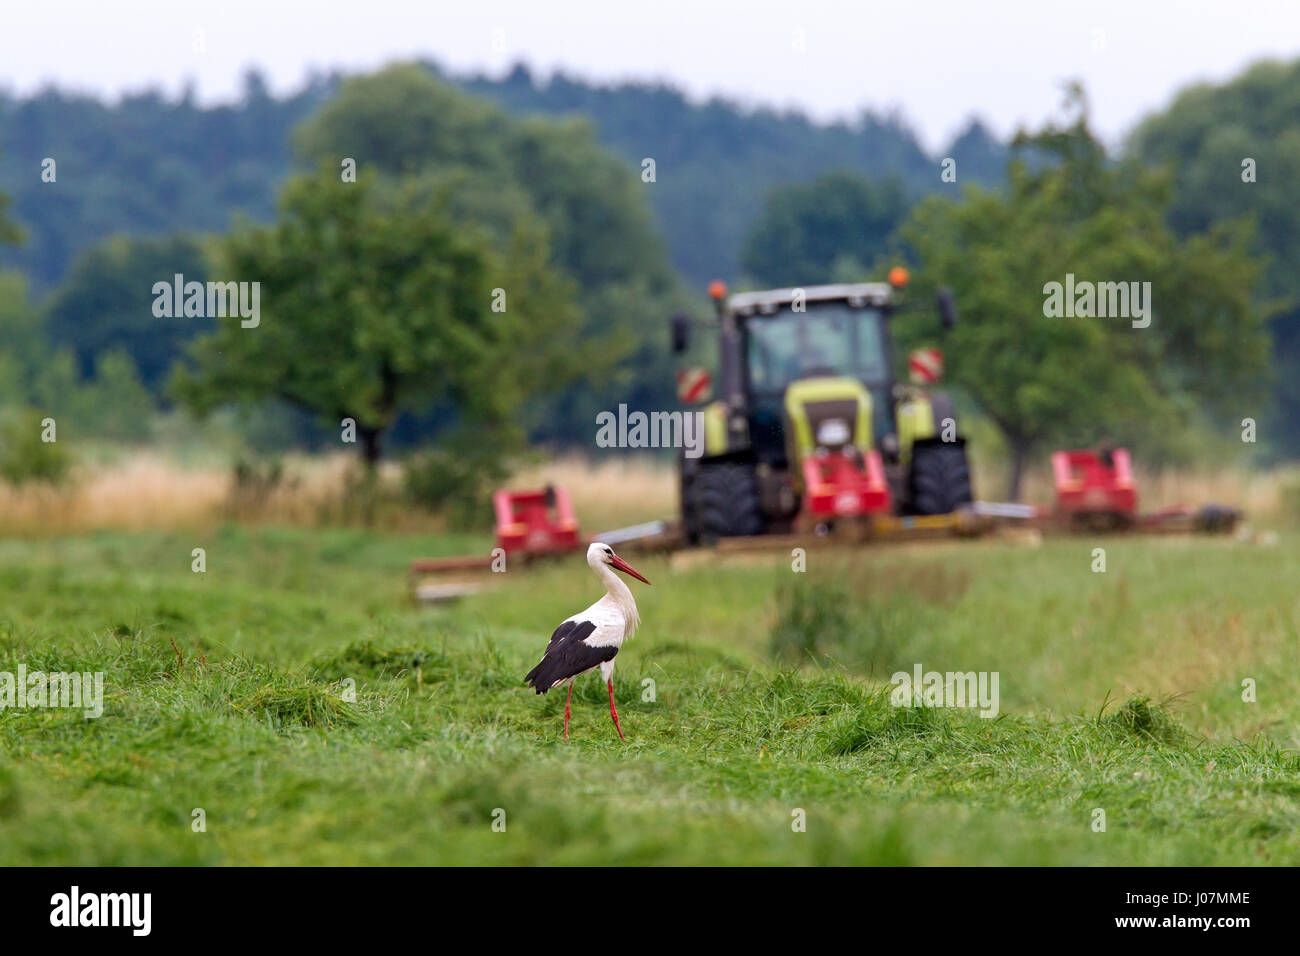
[554,559,640,686]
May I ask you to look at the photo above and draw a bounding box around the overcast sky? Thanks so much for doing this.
[3,0,1297,151]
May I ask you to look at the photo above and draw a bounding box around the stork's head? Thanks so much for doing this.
[587,542,651,585]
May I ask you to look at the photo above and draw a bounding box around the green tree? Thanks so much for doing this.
[293,64,686,445]
[1128,58,1300,455]
[0,169,20,249]
[0,408,71,485]
[0,264,70,484]
[45,234,210,392]
[901,88,1270,497]
[80,350,155,441]
[741,172,910,287]
[174,172,588,467]
[0,273,46,404]
[0,181,28,404]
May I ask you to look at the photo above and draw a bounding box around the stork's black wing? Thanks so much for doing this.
[524,620,615,694]
[544,619,591,655]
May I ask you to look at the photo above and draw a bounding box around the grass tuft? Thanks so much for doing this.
[769,577,934,675]
[1100,695,1188,746]
[824,695,946,755]
[227,663,364,730]
[0,766,20,820]
[309,639,447,684]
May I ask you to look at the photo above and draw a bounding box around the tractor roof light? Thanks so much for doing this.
[888,266,910,289]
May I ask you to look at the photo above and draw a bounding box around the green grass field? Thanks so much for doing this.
[1,526,1298,865]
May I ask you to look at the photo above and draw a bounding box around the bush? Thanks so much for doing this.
[1278,475,1300,527]
[0,407,72,485]
[770,580,856,662]
[222,455,289,519]
[403,434,512,530]
[79,350,154,442]
[769,577,931,675]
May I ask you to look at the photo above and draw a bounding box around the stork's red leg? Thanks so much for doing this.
[564,680,573,741]
[607,680,624,741]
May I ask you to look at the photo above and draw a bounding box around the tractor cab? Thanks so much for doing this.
[736,289,896,465]
[672,277,971,542]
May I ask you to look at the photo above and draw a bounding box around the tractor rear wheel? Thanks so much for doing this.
[694,461,764,541]
[679,457,700,544]
[909,438,973,515]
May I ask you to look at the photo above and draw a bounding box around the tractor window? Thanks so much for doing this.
[745,303,888,395]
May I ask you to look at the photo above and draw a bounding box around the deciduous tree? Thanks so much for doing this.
[901,88,1270,497]
[174,172,588,468]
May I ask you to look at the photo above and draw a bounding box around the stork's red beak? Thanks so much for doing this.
[609,554,651,585]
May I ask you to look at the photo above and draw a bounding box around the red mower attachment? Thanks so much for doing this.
[409,485,583,605]
[800,449,892,520]
[1052,447,1136,528]
[494,485,581,557]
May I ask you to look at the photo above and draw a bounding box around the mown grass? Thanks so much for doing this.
[1,526,1298,864]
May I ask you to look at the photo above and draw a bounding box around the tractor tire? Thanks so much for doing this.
[909,438,973,516]
[679,457,701,544]
[694,461,764,541]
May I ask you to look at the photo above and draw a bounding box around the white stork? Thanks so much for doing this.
[524,542,651,740]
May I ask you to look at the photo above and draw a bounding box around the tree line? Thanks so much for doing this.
[0,59,1294,498]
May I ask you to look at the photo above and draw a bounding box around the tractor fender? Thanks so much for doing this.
[701,401,730,457]
[897,390,958,464]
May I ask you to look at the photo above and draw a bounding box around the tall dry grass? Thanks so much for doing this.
[0,454,225,534]
[0,453,430,535]
[0,451,680,536]
[0,449,1292,537]
[510,455,677,532]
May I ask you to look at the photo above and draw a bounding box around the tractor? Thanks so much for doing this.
[671,271,973,543]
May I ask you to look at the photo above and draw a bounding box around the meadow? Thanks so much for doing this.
[2,486,1299,864]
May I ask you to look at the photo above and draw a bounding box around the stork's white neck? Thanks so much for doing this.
[596,562,640,636]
